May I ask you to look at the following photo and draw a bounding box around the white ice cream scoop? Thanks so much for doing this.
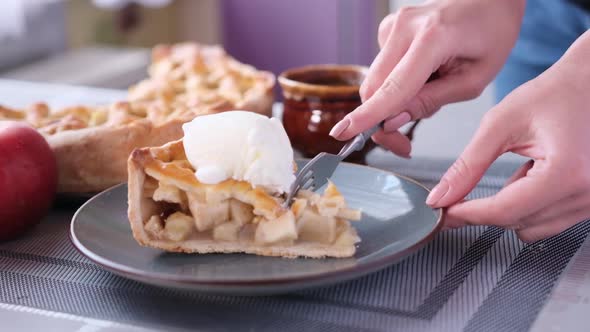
[182,111,296,194]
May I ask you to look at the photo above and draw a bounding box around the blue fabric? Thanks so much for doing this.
[494,0,590,102]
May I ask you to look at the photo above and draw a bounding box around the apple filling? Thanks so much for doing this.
[141,174,361,247]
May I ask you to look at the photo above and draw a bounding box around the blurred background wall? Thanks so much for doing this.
[0,0,390,89]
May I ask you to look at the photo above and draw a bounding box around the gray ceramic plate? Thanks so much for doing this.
[70,162,444,295]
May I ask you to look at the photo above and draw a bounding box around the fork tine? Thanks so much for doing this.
[300,171,313,183]
[284,152,338,207]
[301,175,314,190]
[286,126,377,207]
[293,170,313,191]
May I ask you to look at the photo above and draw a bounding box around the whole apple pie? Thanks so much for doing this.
[0,43,274,194]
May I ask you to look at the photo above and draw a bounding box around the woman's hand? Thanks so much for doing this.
[330,0,525,157]
[427,31,590,242]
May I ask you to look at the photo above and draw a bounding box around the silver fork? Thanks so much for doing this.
[283,122,382,207]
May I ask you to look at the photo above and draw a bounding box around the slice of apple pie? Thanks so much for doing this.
[127,139,362,258]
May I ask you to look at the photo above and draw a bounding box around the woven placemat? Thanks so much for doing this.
[0,156,588,332]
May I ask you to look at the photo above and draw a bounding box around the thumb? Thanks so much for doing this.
[426,113,510,208]
[382,70,486,134]
[406,71,486,120]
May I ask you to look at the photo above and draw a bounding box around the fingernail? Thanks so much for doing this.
[329,118,351,138]
[384,112,411,133]
[426,179,449,206]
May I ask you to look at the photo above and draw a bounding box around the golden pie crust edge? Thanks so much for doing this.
[50,116,179,193]
[127,140,358,258]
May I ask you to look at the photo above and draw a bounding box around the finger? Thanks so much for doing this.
[372,129,412,158]
[516,209,590,243]
[378,14,395,49]
[362,9,417,101]
[446,165,561,228]
[504,159,534,187]
[426,114,511,208]
[383,111,412,133]
[360,25,412,102]
[520,191,586,226]
[333,34,441,141]
[440,209,469,230]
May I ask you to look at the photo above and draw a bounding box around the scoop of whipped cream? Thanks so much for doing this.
[182,111,295,193]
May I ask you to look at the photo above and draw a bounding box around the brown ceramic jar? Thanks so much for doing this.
[278,65,373,164]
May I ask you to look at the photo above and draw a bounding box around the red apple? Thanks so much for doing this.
[0,121,57,241]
